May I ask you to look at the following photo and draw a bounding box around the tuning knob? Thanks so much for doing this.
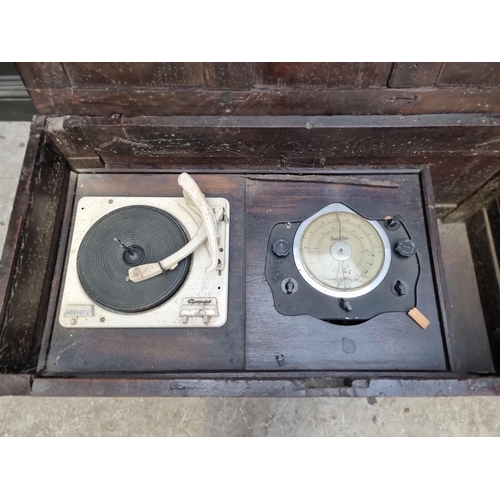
[395,238,416,258]
[273,238,292,257]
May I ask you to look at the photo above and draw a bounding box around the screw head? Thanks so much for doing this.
[273,238,292,257]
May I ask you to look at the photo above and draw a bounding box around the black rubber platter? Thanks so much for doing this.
[77,205,191,313]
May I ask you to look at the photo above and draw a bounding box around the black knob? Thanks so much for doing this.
[385,215,402,231]
[395,238,416,257]
[391,279,409,296]
[273,238,292,257]
[281,278,298,295]
[340,298,353,312]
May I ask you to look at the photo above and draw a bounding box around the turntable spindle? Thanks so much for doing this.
[114,238,136,258]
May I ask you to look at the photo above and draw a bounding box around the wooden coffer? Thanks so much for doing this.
[0,62,500,397]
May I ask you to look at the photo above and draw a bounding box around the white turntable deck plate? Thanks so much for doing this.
[59,196,230,328]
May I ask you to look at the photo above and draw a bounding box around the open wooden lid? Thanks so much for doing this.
[16,62,500,117]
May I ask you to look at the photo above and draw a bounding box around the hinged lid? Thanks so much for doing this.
[16,62,500,117]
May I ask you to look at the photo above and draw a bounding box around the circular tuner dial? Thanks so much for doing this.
[293,204,391,298]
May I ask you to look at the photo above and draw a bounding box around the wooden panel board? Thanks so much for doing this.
[40,174,246,375]
[487,198,500,262]
[31,375,500,398]
[68,157,498,210]
[63,63,205,88]
[0,118,44,323]
[389,63,443,88]
[254,63,393,88]
[438,221,494,373]
[444,170,500,222]
[70,115,500,160]
[467,208,500,369]
[44,115,500,211]
[27,87,500,116]
[0,139,69,371]
[16,62,70,89]
[427,157,500,206]
[245,172,448,371]
[438,63,500,87]
[45,116,104,169]
[204,63,253,90]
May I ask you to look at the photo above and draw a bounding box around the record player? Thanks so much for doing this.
[4,62,500,397]
[38,168,447,376]
[58,173,230,329]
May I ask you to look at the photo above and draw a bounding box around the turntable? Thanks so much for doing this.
[58,173,230,329]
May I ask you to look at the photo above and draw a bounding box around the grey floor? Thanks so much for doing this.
[1,121,500,437]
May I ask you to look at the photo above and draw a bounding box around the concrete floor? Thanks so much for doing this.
[1,121,500,437]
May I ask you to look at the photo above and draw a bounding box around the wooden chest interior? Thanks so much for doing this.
[1,62,499,397]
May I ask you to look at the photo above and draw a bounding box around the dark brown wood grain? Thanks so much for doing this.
[45,116,103,169]
[63,63,204,88]
[389,63,443,88]
[15,62,500,118]
[0,117,45,358]
[74,157,495,209]
[444,170,500,222]
[43,115,500,211]
[0,137,69,372]
[438,63,500,87]
[15,62,70,89]
[1,62,499,397]
[467,209,500,369]
[438,221,494,373]
[26,87,500,116]
[204,63,253,90]
[245,172,448,371]
[52,115,500,160]
[40,174,246,375]
[420,167,454,369]
[427,156,500,206]
[487,198,500,262]
[37,172,77,374]
[254,63,393,88]
[435,204,457,218]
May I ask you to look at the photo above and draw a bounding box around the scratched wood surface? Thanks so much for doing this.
[0,123,69,372]
[0,61,499,396]
[245,172,448,371]
[43,114,500,216]
[467,205,500,370]
[388,63,443,88]
[40,174,246,375]
[438,221,494,373]
[16,62,500,116]
[31,376,500,398]
[438,63,500,87]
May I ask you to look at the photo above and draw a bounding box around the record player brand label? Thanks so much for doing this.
[187,299,213,305]
[64,305,94,317]
[180,297,219,317]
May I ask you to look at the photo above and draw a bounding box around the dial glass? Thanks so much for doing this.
[297,210,389,296]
